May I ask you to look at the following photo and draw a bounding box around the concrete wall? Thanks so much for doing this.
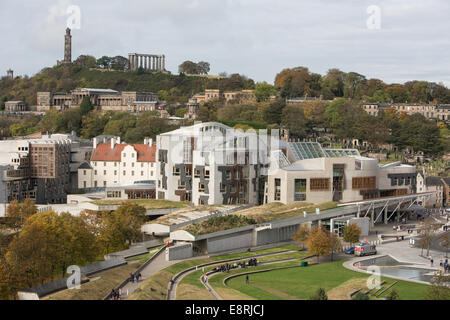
[206,230,253,253]
[166,243,193,261]
[256,224,299,246]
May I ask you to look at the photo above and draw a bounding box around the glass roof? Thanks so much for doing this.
[324,149,360,157]
[287,142,326,160]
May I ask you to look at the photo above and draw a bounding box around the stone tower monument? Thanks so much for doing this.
[64,28,72,63]
[6,69,13,79]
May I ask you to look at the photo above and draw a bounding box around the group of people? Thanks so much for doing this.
[213,258,259,273]
[129,273,142,283]
[109,288,121,300]
[439,259,449,273]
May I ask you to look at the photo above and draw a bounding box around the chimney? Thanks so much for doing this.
[149,138,153,146]
[93,137,98,149]
[117,137,121,144]
[111,138,116,150]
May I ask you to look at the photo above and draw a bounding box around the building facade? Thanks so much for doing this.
[78,137,156,189]
[155,122,266,205]
[363,102,450,122]
[36,88,158,113]
[265,142,417,205]
[192,89,255,104]
[4,101,26,112]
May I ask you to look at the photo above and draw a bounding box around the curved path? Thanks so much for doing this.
[168,250,300,300]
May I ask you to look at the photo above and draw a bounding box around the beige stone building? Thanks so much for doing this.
[37,88,158,113]
[363,102,450,121]
[192,89,255,104]
[265,142,417,205]
[4,101,26,112]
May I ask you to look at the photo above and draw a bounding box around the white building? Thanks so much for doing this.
[78,136,156,189]
[265,142,417,205]
[155,122,268,205]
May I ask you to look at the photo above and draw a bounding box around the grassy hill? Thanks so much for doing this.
[0,64,255,107]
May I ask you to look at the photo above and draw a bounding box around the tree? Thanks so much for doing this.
[292,224,309,249]
[343,223,361,246]
[352,292,369,300]
[427,271,450,300]
[111,56,130,71]
[74,55,97,69]
[254,82,276,102]
[309,287,328,300]
[197,61,210,75]
[306,226,330,263]
[80,96,93,115]
[386,289,400,300]
[263,98,285,125]
[281,105,306,138]
[97,56,112,69]
[418,218,439,256]
[328,231,342,262]
[6,199,37,230]
[319,68,345,97]
[81,110,109,139]
[178,61,199,74]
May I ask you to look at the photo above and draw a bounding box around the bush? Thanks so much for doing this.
[309,287,328,300]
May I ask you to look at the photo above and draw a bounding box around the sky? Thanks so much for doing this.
[0,0,449,86]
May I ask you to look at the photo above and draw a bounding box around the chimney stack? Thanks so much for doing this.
[93,137,98,149]
[117,137,121,144]
[111,138,116,150]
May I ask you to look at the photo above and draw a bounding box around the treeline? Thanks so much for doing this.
[197,97,449,156]
[0,200,146,299]
[5,107,183,143]
[275,66,450,104]
[0,57,255,108]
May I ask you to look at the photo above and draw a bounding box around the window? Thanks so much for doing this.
[205,169,210,179]
[83,170,86,175]
[114,170,117,175]
[141,171,144,176]
[294,179,307,201]
[310,178,330,191]
[104,162,106,166]
[123,153,126,158]
[274,178,281,201]
[123,170,126,175]
[94,170,97,175]
[199,183,205,192]
[352,176,376,189]
[83,181,86,188]
[103,181,107,187]
[355,160,361,170]
[103,170,106,175]
[173,166,181,176]
[132,171,134,176]
[132,163,134,167]
[220,183,225,192]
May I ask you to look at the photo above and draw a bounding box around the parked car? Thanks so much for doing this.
[345,247,355,255]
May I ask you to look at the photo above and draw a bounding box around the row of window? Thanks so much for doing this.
[91,169,154,177]
[93,161,154,167]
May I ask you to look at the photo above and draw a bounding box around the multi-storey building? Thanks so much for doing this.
[191,89,255,104]
[416,172,446,208]
[78,137,156,190]
[156,122,267,205]
[36,88,158,113]
[363,102,450,121]
[0,136,72,216]
[265,142,417,205]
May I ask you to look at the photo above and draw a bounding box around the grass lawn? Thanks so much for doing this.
[225,260,430,300]
[42,262,142,300]
[91,199,189,210]
[128,244,302,300]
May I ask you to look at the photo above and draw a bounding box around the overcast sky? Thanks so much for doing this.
[1,0,449,86]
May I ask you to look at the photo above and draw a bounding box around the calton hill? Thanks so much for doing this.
[0,56,449,165]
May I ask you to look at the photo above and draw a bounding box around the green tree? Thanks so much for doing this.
[80,96,94,115]
[254,82,276,102]
[309,287,328,300]
[281,104,307,138]
[263,98,285,124]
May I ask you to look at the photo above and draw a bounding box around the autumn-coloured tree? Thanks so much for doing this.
[292,224,309,249]
[6,198,37,230]
[328,232,342,262]
[306,225,330,263]
[343,223,362,246]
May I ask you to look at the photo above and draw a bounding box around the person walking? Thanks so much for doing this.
[246,275,249,284]
[430,258,434,267]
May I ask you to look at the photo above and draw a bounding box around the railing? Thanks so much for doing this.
[103,244,167,300]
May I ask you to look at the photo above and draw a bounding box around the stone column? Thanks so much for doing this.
[144,56,148,71]
[162,55,165,70]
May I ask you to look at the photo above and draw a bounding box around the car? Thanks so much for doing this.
[345,247,355,255]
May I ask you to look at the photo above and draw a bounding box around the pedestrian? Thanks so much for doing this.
[431,258,434,267]
[139,273,142,282]
[110,288,115,300]
[130,273,134,283]
[246,275,249,284]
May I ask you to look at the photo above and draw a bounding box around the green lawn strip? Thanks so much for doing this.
[130,244,300,300]
[125,245,164,263]
[225,260,430,300]
[375,278,430,300]
[208,260,300,292]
